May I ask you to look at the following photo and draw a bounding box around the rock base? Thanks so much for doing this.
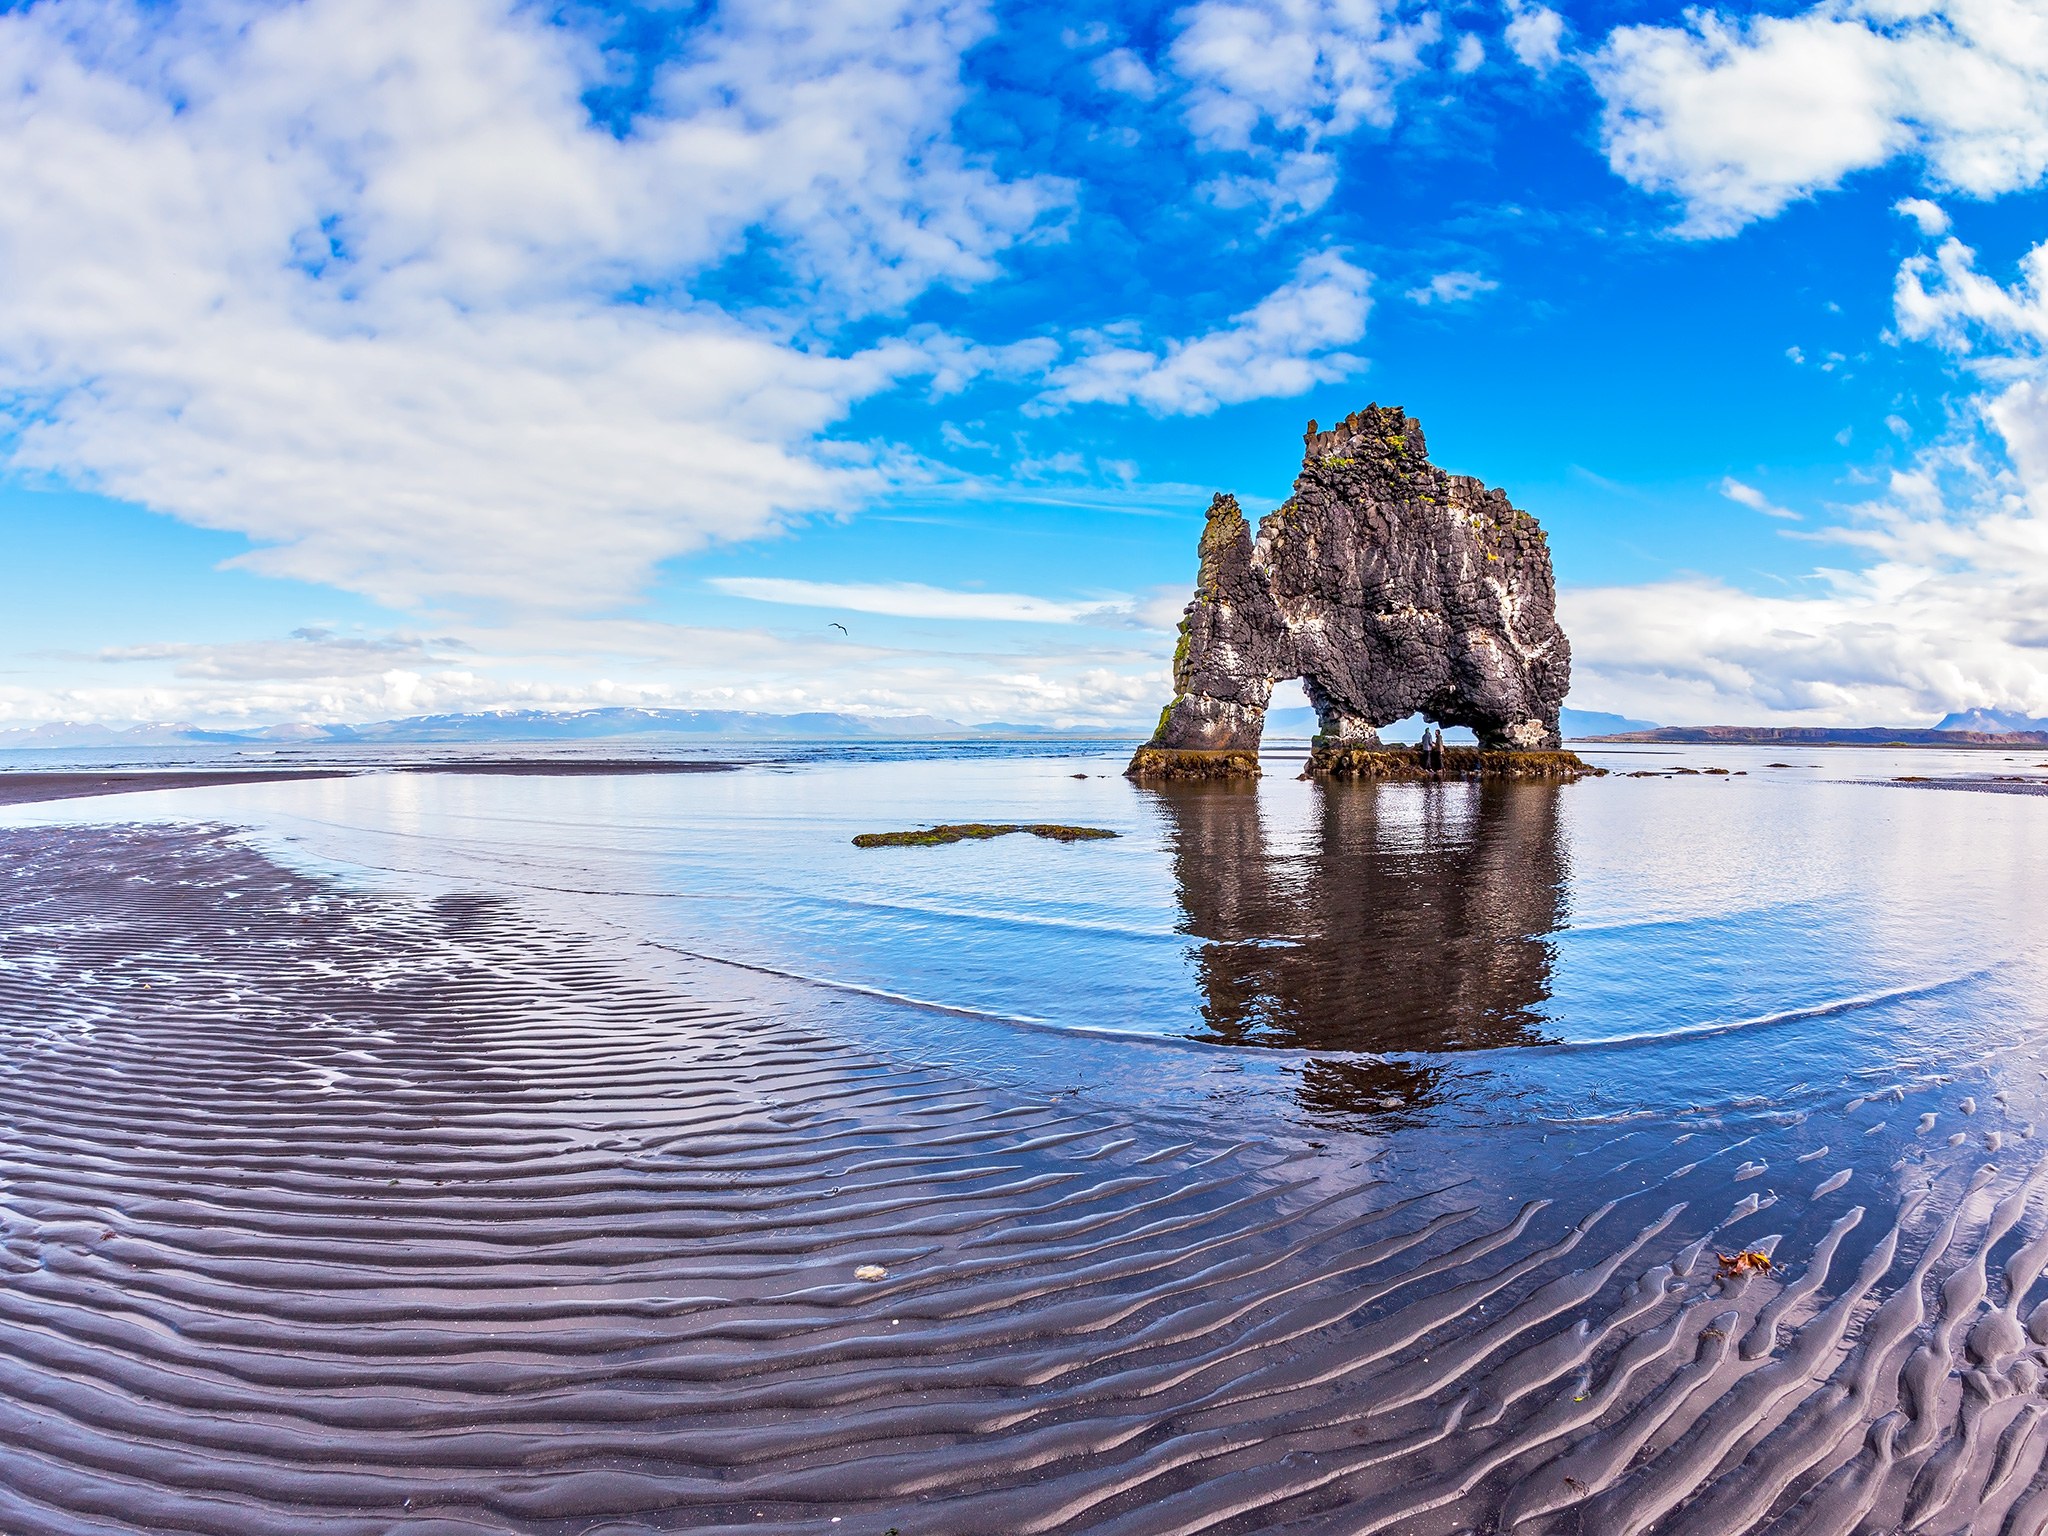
[1305,745,1603,781]
[1124,746,1263,781]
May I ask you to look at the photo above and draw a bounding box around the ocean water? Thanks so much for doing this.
[5,739,2045,1132]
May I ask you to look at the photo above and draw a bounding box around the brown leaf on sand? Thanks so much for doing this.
[1716,1250,1773,1278]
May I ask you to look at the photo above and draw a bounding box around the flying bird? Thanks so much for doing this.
[829,622,848,635]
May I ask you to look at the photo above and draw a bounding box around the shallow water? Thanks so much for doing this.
[8,745,2048,1530]
[6,741,2043,1130]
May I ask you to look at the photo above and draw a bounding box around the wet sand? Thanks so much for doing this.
[0,769,360,805]
[3,825,2047,1533]
[1889,776,2048,796]
[396,758,742,777]
[0,759,738,807]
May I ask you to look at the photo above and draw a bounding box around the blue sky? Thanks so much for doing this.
[2,0,2046,729]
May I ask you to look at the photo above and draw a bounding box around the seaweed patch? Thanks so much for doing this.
[852,823,1118,848]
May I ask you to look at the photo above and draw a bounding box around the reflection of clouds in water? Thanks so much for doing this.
[1150,779,1572,1120]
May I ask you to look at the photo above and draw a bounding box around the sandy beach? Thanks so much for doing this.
[2,813,2044,1533]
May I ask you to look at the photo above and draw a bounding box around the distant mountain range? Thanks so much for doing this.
[3,703,1672,751]
[3,703,1665,750]
[0,707,1133,751]
[1261,706,1322,737]
[1559,709,1660,739]
[1584,725,2048,747]
[1935,708,2048,734]
[11,702,2039,752]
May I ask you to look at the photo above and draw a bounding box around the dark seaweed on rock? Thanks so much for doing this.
[3,825,2048,1534]
[851,822,1117,847]
[1307,744,1601,781]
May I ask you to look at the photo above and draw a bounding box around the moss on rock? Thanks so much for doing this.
[1305,745,1603,781]
[853,823,1119,848]
[1124,746,1263,781]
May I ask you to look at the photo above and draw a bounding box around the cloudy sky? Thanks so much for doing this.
[3,0,2047,730]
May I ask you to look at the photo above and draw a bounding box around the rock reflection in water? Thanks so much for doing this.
[1151,778,1570,1116]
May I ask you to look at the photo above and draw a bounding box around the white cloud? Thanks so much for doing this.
[1895,196,1952,236]
[1134,586,1197,631]
[0,0,1060,612]
[1041,251,1371,414]
[1172,0,1438,145]
[93,628,471,681]
[1566,441,2048,724]
[1590,0,2048,236]
[712,569,1186,633]
[1451,34,1486,75]
[1406,270,1498,305]
[939,421,998,453]
[1893,230,2048,533]
[1566,509,2048,726]
[1197,151,1342,222]
[1504,1,1567,72]
[1093,48,1161,100]
[1566,224,2048,726]
[1169,0,1439,215]
[1895,235,2048,353]
[1718,476,1801,520]
[708,576,1124,624]
[0,609,1181,731]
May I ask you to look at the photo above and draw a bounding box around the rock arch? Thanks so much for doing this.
[1130,405,1576,778]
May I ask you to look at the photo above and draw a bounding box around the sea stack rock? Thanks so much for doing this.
[1127,405,1592,781]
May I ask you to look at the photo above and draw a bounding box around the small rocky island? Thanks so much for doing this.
[1128,405,1595,781]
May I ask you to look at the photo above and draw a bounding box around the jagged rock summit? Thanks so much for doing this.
[1129,405,1588,780]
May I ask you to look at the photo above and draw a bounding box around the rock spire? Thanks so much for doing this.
[1133,405,1576,776]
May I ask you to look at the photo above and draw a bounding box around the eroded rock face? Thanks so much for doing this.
[1143,405,1571,758]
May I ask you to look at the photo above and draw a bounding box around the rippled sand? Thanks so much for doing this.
[3,824,2045,1533]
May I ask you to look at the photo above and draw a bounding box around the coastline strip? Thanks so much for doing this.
[0,759,744,808]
